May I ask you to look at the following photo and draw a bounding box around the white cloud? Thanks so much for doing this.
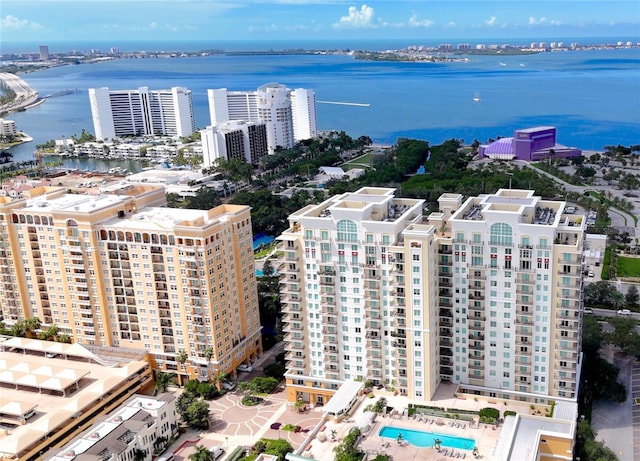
[444,21,456,29]
[0,15,43,31]
[408,13,434,28]
[485,16,497,26]
[528,16,546,25]
[529,16,561,26]
[334,4,376,28]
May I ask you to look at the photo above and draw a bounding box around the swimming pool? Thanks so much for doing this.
[379,426,475,450]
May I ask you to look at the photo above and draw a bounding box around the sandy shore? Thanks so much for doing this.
[0,72,40,114]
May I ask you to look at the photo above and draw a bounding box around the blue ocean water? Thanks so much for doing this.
[6,46,640,165]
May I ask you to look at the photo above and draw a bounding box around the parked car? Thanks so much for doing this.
[208,447,224,460]
[237,364,253,373]
[617,309,631,316]
[222,381,236,391]
[587,270,594,277]
[583,308,594,315]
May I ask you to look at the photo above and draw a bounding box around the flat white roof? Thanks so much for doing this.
[22,193,125,213]
[101,207,210,231]
[322,380,363,416]
[493,413,574,461]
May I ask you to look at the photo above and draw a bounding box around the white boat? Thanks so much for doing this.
[473,91,480,102]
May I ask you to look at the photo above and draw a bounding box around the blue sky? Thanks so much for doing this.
[1,0,639,44]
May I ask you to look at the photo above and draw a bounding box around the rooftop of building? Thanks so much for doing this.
[0,337,149,459]
[516,126,555,133]
[450,189,585,230]
[123,168,204,186]
[493,412,575,461]
[21,191,126,213]
[100,203,248,232]
[291,187,423,224]
[44,393,175,461]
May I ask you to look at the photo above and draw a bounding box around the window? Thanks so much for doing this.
[490,223,513,246]
[337,220,358,242]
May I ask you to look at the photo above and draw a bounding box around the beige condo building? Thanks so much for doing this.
[0,184,261,381]
[278,187,584,406]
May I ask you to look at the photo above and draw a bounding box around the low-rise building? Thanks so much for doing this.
[0,337,153,461]
[43,393,177,461]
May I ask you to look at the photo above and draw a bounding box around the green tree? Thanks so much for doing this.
[57,333,72,343]
[606,317,640,354]
[581,316,603,357]
[155,372,176,394]
[334,428,362,461]
[575,420,617,461]
[204,347,214,382]
[176,350,189,385]
[176,391,196,416]
[626,285,639,307]
[186,187,220,210]
[39,324,59,341]
[264,438,293,461]
[24,317,41,338]
[184,399,211,429]
[188,445,214,461]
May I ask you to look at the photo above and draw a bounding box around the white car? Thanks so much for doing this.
[222,381,236,391]
[587,271,594,277]
[617,309,632,316]
[237,364,253,373]
[208,447,224,460]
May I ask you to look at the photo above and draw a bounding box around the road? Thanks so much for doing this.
[515,160,640,239]
[0,72,40,113]
[589,307,640,321]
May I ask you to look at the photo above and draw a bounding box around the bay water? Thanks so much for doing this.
[6,46,640,170]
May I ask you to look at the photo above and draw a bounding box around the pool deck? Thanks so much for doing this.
[301,382,533,461]
[359,416,498,460]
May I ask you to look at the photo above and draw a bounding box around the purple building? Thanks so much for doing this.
[479,126,582,161]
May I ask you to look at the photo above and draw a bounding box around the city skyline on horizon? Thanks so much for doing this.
[2,1,639,44]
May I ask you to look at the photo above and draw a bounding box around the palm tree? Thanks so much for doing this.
[24,317,41,338]
[188,445,214,461]
[176,350,189,385]
[40,324,59,341]
[204,347,214,382]
[213,370,228,391]
[10,320,27,337]
[155,372,176,394]
[56,333,72,343]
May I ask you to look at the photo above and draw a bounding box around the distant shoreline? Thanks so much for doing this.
[1,40,638,75]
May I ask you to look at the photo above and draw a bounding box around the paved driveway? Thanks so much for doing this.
[172,385,324,460]
[591,352,635,461]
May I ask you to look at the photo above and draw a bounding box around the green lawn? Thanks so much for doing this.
[343,152,374,170]
[618,256,640,277]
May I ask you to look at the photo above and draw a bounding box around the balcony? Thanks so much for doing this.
[440,338,453,347]
[469,333,485,341]
[555,333,579,341]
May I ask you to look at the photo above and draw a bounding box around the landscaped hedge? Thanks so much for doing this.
[479,407,499,419]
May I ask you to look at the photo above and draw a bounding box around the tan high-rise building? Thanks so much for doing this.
[278,187,584,406]
[0,184,261,380]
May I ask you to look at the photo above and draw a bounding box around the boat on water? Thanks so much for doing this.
[473,91,480,102]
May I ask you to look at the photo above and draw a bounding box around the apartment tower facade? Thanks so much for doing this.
[0,185,261,380]
[207,84,316,154]
[89,86,195,140]
[201,120,268,168]
[279,188,583,406]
